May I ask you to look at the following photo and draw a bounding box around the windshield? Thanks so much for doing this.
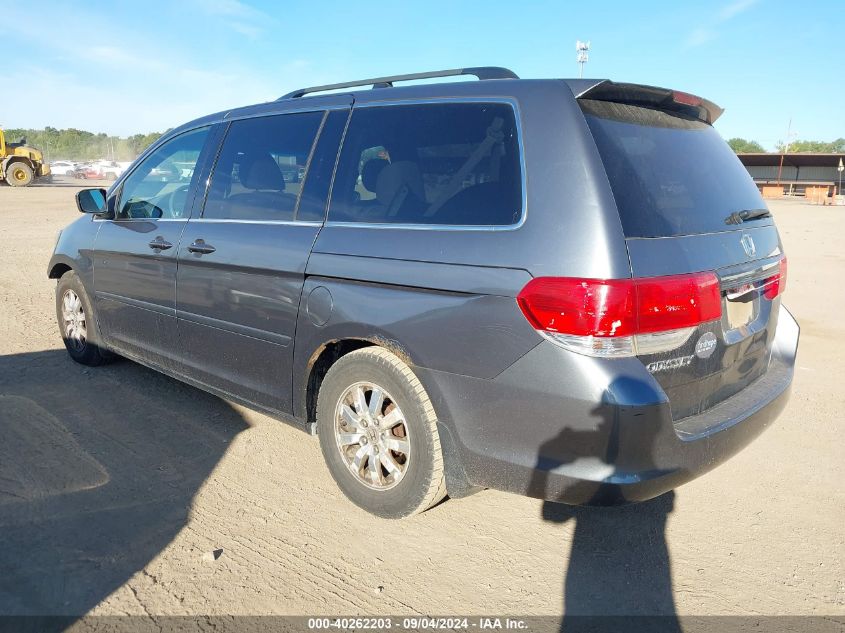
[582,99,769,238]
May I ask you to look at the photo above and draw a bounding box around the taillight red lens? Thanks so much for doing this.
[764,257,787,300]
[636,273,721,334]
[516,278,637,336]
[517,272,722,337]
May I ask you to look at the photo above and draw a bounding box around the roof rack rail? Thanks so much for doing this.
[278,67,519,100]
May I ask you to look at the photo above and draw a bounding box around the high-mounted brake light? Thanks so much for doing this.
[517,272,722,358]
[672,90,702,107]
[763,257,787,300]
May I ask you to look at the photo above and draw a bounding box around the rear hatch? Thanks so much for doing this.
[579,82,786,420]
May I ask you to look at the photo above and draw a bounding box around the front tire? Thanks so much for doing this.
[317,347,447,518]
[56,271,112,366]
[6,162,33,187]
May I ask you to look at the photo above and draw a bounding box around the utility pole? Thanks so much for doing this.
[776,118,797,188]
[576,41,590,78]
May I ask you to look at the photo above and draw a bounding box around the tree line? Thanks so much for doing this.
[5,126,844,161]
[728,137,845,154]
[2,127,166,162]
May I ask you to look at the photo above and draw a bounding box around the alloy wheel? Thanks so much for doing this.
[334,382,411,490]
[62,289,87,352]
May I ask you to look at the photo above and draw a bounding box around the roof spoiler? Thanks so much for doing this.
[571,80,723,125]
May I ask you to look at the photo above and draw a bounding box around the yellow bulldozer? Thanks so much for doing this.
[0,129,51,186]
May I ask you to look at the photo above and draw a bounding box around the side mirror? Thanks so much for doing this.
[76,188,107,214]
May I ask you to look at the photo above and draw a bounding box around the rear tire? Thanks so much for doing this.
[55,271,113,366]
[6,162,33,187]
[316,347,447,518]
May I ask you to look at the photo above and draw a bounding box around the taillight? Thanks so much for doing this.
[517,272,722,358]
[763,257,787,300]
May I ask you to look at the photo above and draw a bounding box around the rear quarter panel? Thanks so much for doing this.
[292,260,539,417]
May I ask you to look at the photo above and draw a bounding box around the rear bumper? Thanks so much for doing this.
[417,305,799,504]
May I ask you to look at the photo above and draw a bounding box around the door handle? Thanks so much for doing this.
[187,239,216,255]
[148,236,173,251]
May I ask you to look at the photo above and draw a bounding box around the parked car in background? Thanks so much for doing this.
[51,160,78,176]
[72,164,101,180]
[93,161,128,181]
[146,161,186,182]
[49,67,799,519]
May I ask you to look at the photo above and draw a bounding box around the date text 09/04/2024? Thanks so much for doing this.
[307,617,528,630]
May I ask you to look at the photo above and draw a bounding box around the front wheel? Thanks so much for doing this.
[317,347,447,518]
[56,271,113,366]
[6,162,33,186]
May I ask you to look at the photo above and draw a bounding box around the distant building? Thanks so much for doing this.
[737,153,844,200]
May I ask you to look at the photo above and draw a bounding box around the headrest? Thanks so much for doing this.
[239,153,285,191]
[376,161,425,210]
[361,158,390,193]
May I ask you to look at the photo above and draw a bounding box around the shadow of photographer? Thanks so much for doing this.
[529,377,681,633]
[0,349,250,618]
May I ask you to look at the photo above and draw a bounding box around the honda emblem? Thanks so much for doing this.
[741,234,756,258]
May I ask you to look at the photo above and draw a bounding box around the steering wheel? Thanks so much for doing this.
[161,184,191,218]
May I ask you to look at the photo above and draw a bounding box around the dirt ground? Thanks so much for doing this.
[0,178,842,619]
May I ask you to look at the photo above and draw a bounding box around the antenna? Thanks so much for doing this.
[576,40,590,78]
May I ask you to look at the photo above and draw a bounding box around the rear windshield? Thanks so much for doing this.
[582,99,768,238]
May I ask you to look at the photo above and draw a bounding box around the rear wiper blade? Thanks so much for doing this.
[724,208,772,225]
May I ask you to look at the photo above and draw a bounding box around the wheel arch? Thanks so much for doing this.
[301,333,420,418]
[48,257,75,279]
[2,156,34,172]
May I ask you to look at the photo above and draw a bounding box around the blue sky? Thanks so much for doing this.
[3,0,841,149]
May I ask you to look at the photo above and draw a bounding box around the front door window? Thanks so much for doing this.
[117,127,210,220]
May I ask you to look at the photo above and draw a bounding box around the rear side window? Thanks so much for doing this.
[203,112,323,221]
[328,102,522,226]
[582,100,768,238]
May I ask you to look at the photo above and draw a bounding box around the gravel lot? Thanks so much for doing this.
[0,178,842,619]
